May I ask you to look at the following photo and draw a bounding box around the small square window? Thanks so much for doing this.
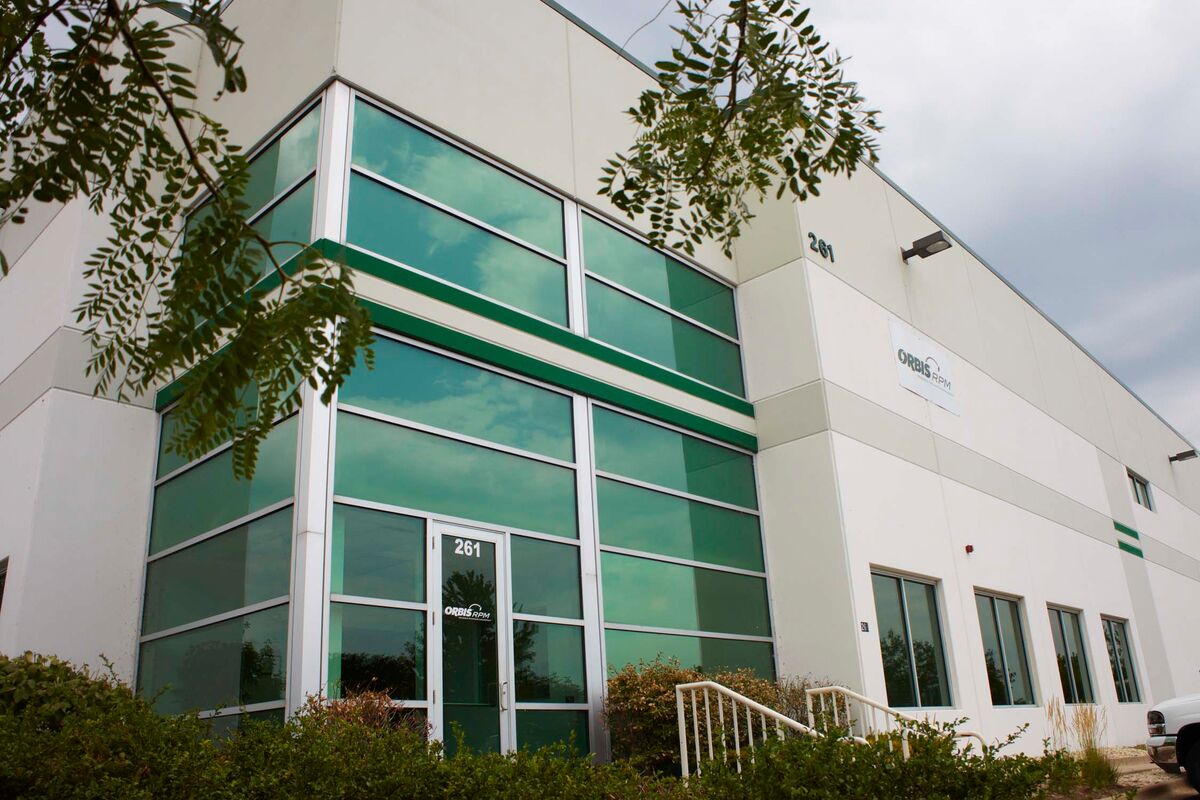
[1128,471,1153,510]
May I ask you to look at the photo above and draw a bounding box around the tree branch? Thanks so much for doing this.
[0,0,73,77]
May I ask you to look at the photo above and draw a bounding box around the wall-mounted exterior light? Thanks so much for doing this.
[1169,449,1197,463]
[901,231,953,263]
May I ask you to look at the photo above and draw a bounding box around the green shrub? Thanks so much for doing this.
[604,657,834,774]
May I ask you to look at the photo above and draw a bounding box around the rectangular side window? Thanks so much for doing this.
[975,592,1036,706]
[1102,617,1142,703]
[0,557,8,615]
[1048,607,1095,703]
[871,571,952,708]
[1128,470,1153,510]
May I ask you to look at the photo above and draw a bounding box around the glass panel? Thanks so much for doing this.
[587,278,744,396]
[137,605,287,715]
[346,173,568,325]
[149,415,298,554]
[592,407,756,509]
[975,595,1008,705]
[338,337,573,461]
[156,411,190,478]
[510,536,582,619]
[241,104,321,216]
[335,413,577,538]
[600,552,770,637]
[904,580,950,707]
[513,622,585,703]
[516,710,589,754]
[208,708,285,738]
[352,100,564,255]
[441,533,500,755]
[603,629,774,678]
[596,478,762,570]
[581,215,736,336]
[872,573,916,708]
[142,507,293,634]
[330,504,425,602]
[996,598,1035,705]
[1104,619,1140,703]
[246,177,315,280]
[327,603,425,700]
[1049,609,1077,702]
[1062,611,1094,703]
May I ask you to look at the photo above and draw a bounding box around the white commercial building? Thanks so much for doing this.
[1,0,1197,755]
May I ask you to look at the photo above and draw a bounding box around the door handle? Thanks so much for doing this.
[500,681,510,711]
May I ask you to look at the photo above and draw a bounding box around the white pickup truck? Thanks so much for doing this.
[1148,693,1200,791]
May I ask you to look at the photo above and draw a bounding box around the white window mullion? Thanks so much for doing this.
[563,198,587,335]
[574,396,608,759]
[313,80,353,243]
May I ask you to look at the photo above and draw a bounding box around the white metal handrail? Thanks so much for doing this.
[675,681,864,777]
[806,685,987,751]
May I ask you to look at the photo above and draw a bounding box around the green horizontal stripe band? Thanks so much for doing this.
[1113,520,1140,540]
[360,298,757,450]
[313,239,755,417]
[1117,540,1144,558]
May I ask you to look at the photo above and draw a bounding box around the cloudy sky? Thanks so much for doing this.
[556,0,1200,445]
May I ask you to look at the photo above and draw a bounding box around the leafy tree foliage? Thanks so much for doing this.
[0,0,372,476]
[600,0,882,257]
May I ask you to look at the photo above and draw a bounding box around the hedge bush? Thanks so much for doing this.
[0,652,1093,799]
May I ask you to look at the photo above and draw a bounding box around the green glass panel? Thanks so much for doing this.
[246,177,315,280]
[208,708,285,739]
[904,579,950,706]
[156,411,190,478]
[330,504,424,602]
[347,173,567,325]
[339,336,573,461]
[327,603,425,701]
[596,478,762,571]
[593,407,756,509]
[587,278,744,396]
[872,573,916,708]
[137,605,287,714]
[510,536,582,619]
[149,416,298,554]
[603,629,774,678]
[996,597,1035,705]
[514,622,585,703]
[142,507,293,635]
[581,215,736,335]
[976,595,1008,705]
[516,710,589,754]
[334,413,577,538]
[241,104,321,216]
[441,533,500,755]
[352,100,564,255]
[600,552,769,636]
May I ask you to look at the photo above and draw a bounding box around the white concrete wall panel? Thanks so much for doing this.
[963,258,1048,413]
[733,194,804,283]
[0,397,50,655]
[1146,561,1200,698]
[739,259,821,402]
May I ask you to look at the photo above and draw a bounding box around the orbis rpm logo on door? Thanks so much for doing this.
[889,318,960,415]
[444,603,493,622]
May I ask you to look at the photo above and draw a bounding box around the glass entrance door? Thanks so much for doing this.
[434,523,512,754]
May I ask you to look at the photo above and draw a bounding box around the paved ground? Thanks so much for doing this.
[1110,752,1195,799]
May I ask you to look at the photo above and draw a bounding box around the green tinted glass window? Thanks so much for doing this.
[150,415,298,554]
[142,507,292,635]
[339,337,573,461]
[242,104,321,216]
[137,605,287,714]
[582,216,736,336]
[346,174,567,325]
[601,552,769,636]
[593,408,756,509]
[331,504,424,602]
[352,101,563,255]
[208,709,285,738]
[587,278,744,396]
[596,478,762,571]
[156,411,190,478]
[511,536,582,618]
[514,622,585,703]
[335,413,577,538]
[247,177,315,280]
[516,710,589,754]
[872,573,916,708]
[327,603,425,700]
[604,629,773,678]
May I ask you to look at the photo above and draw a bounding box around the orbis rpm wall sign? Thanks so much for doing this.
[889,317,960,415]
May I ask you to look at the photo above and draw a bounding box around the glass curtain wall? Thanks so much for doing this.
[593,407,771,677]
[870,572,952,708]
